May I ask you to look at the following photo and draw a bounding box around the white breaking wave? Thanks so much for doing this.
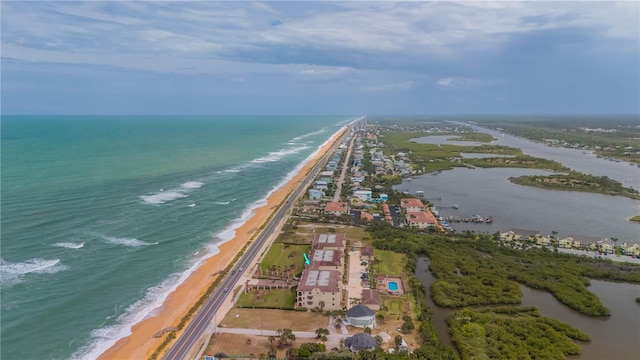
[291,128,326,142]
[251,145,310,163]
[69,247,220,360]
[223,169,241,173]
[180,181,204,189]
[187,203,196,207]
[214,198,235,205]
[54,242,85,249]
[140,180,204,205]
[0,258,68,286]
[102,236,158,247]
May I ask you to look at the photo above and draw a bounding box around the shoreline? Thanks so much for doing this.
[97,126,348,360]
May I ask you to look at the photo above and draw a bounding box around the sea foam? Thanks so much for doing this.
[102,236,158,247]
[54,242,85,249]
[0,258,68,286]
[69,247,220,360]
[140,180,204,205]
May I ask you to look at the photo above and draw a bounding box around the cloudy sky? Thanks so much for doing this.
[1,1,638,115]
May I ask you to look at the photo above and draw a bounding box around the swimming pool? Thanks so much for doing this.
[388,281,399,291]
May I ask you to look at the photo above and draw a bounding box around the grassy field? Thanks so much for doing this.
[381,296,406,315]
[220,308,330,331]
[204,333,287,359]
[373,249,405,276]
[260,243,309,274]
[291,223,366,241]
[236,288,297,309]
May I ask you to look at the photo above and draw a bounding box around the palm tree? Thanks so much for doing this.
[268,336,275,346]
[318,300,325,312]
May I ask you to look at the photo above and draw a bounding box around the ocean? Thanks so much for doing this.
[0,115,350,360]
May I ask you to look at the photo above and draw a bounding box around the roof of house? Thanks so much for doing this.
[401,198,424,208]
[297,269,340,292]
[406,211,437,224]
[325,201,348,213]
[345,333,377,350]
[360,247,374,256]
[346,304,375,318]
[360,211,374,221]
[362,289,380,306]
[564,234,602,243]
[506,228,541,237]
[309,249,342,267]
[313,233,345,247]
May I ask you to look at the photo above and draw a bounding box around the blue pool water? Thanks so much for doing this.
[388,281,399,291]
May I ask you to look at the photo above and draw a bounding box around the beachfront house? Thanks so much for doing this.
[296,269,341,311]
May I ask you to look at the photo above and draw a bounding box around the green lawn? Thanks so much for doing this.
[236,288,297,309]
[382,297,406,315]
[374,249,405,276]
[260,243,310,274]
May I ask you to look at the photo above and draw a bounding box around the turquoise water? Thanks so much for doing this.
[388,281,399,291]
[0,115,351,359]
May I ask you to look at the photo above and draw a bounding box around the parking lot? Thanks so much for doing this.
[344,248,368,308]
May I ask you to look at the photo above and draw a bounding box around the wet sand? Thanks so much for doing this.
[99,126,347,360]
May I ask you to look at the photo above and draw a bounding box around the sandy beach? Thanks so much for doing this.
[98,126,347,360]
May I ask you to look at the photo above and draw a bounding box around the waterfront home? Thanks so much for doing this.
[406,211,437,229]
[324,201,349,216]
[504,228,542,242]
[296,269,341,311]
[535,236,551,246]
[400,198,425,212]
[564,235,602,250]
[346,304,377,328]
[624,244,640,256]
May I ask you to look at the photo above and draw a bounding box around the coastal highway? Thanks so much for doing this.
[162,121,357,360]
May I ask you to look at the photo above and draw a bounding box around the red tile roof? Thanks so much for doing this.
[407,211,437,224]
[401,198,424,209]
[325,201,348,213]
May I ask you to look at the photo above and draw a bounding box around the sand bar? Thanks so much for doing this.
[98,126,347,360]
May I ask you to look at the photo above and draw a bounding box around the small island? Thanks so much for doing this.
[631,216,640,223]
[509,171,640,200]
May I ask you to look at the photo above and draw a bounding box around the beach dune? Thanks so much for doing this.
[98,126,347,360]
